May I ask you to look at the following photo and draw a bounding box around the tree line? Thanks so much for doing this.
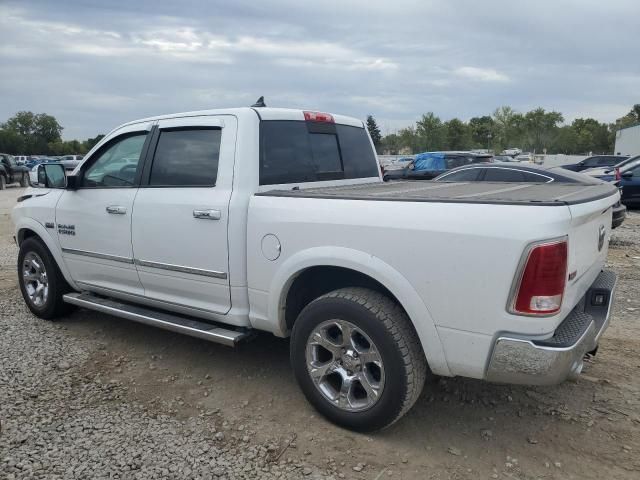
[368,104,640,156]
[0,111,104,156]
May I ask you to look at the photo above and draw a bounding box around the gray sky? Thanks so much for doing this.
[1,0,638,139]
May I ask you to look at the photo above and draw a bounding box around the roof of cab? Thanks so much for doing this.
[118,107,364,130]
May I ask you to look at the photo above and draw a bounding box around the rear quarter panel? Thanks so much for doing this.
[247,195,577,378]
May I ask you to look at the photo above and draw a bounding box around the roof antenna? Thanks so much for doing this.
[251,96,266,108]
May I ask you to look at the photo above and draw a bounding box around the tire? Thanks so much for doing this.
[18,237,74,320]
[20,172,28,187]
[0,175,5,190]
[290,287,427,431]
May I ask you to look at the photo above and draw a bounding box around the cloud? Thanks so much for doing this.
[0,0,638,139]
[454,67,510,83]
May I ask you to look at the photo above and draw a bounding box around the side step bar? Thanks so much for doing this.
[63,292,250,347]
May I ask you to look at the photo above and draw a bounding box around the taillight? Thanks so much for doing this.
[303,111,335,123]
[615,168,621,181]
[509,238,568,316]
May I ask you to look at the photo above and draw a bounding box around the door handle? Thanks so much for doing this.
[193,209,221,220]
[106,205,127,215]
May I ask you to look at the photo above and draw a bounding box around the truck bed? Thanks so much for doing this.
[257,180,619,206]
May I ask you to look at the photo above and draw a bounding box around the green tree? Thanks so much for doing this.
[365,115,382,152]
[468,116,494,148]
[443,118,470,150]
[416,112,446,151]
[397,126,420,153]
[2,111,63,154]
[492,106,522,152]
[380,133,401,154]
[522,108,563,153]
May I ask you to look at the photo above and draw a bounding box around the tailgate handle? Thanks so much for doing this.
[193,209,221,220]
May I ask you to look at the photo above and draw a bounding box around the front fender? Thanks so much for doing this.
[13,216,79,291]
[269,246,451,377]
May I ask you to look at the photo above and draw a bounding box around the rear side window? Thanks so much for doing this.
[445,156,473,169]
[149,128,221,187]
[439,168,482,182]
[597,157,617,166]
[484,168,529,182]
[260,121,378,185]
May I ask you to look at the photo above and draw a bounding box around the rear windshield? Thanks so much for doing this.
[260,120,378,185]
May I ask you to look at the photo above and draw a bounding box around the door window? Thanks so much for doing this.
[484,168,528,182]
[582,157,600,167]
[82,133,147,187]
[148,128,221,187]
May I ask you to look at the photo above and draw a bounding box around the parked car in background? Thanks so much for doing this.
[27,158,60,184]
[0,153,29,189]
[582,154,639,179]
[584,156,640,207]
[14,155,29,165]
[515,152,533,162]
[493,154,517,162]
[60,154,84,171]
[502,148,521,156]
[383,151,493,181]
[435,163,626,228]
[562,155,629,172]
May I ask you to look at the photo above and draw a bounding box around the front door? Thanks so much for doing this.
[56,123,153,295]
[131,116,236,315]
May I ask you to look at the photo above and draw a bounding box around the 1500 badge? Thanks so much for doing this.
[58,224,76,236]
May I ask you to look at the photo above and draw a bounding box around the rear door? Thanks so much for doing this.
[131,116,236,314]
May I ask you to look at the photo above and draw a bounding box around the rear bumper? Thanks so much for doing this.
[612,203,626,229]
[486,270,617,385]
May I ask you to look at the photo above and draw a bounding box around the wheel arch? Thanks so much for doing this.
[16,221,78,290]
[268,246,451,376]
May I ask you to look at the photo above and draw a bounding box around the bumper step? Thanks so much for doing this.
[63,292,250,347]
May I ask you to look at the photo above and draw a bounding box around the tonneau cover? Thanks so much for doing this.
[257,181,619,206]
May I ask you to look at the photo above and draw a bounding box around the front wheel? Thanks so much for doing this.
[290,287,427,431]
[18,237,74,319]
[0,175,5,190]
[20,172,28,187]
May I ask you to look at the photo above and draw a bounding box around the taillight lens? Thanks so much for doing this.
[510,239,568,315]
[615,167,621,181]
[303,111,335,123]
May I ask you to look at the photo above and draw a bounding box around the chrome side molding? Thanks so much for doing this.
[135,259,228,279]
[61,247,134,264]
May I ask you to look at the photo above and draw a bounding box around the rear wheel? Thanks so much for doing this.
[291,287,427,431]
[18,237,74,320]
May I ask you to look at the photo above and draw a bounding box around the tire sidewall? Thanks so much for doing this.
[18,238,61,318]
[0,175,5,190]
[291,294,409,431]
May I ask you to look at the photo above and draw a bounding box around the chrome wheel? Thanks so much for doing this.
[305,319,385,412]
[22,252,49,307]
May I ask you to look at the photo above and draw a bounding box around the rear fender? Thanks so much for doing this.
[269,246,452,376]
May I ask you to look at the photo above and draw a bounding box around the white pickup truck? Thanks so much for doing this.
[12,107,619,431]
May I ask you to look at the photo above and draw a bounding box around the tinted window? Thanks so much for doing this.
[582,157,600,167]
[335,124,379,179]
[520,172,551,182]
[149,128,221,187]
[260,121,378,185]
[597,157,617,166]
[484,168,528,182]
[438,168,481,181]
[445,156,473,169]
[83,133,147,187]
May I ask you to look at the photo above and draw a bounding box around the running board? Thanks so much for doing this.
[63,292,250,347]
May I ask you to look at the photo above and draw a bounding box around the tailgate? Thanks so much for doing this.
[564,192,619,309]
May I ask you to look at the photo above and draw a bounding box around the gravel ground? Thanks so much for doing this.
[1,186,639,480]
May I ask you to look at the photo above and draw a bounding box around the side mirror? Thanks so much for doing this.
[621,171,633,179]
[37,163,66,188]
